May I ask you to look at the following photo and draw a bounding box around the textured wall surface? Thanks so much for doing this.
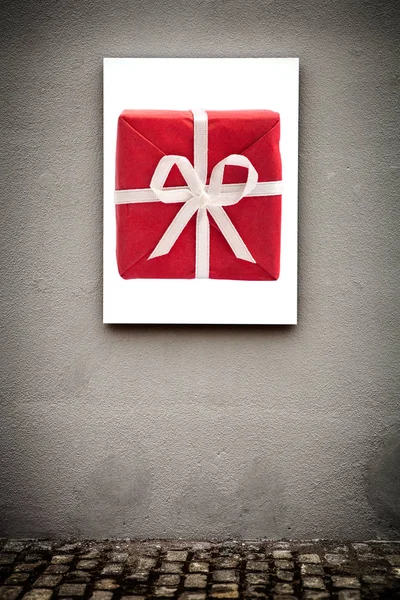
[0,0,399,540]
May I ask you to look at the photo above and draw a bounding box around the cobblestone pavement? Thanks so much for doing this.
[1,539,400,600]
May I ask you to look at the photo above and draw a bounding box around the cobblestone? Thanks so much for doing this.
[58,585,86,597]
[245,573,268,585]
[303,576,326,590]
[0,588,23,600]
[272,551,292,560]
[99,566,122,577]
[299,554,321,564]
[166,552,188,563]
[331,576,360,589]
[324,554,347,566]
[160,562,184,574]
[89,593,112,600]
[184,575,207,589]
[5,575,30,586]
[153,586,177,597]
[33,576,62,589]
[13,564,44,574]
[273,560,293,570]
[276,569,293,582]
[188,563,208,574]
[210,583,239,598]
[213,559,240,570]
[302,592,329,600]
[43,568,69,576]
[337,592,360,600]
[274,582,294,595]
[93,581,117,591]
[22,590,53,600]
[107,554,128,564]
[301,564,324,576]
[136,558,157,572]
[245,586,267,598]
[212,571,238,583]
[246,561,269,572]
[156,574,180,587]
[75,563,96,572]
[0,539,400,598]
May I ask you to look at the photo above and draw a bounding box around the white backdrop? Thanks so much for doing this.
[103,58,299,324]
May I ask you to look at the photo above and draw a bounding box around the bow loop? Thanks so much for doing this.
[208,155,258,206]
[150,155,204,203]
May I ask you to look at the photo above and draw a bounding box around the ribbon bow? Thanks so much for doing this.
[148,153,258,278]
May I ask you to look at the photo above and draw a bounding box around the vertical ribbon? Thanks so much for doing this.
[192,109,210,278]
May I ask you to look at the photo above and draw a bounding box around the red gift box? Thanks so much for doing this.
[115,109,282,280]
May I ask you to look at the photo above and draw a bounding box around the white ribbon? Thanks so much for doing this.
[115,109,283,278]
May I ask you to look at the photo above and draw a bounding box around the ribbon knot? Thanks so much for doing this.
[197,190,211,208]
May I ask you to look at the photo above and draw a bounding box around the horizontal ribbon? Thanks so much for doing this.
[114,180,283,205]
[114,109,283,278]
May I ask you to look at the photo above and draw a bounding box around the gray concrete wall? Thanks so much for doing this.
[1,0,399,540]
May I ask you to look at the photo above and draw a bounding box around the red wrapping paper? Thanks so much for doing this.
[115,110,282,280]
